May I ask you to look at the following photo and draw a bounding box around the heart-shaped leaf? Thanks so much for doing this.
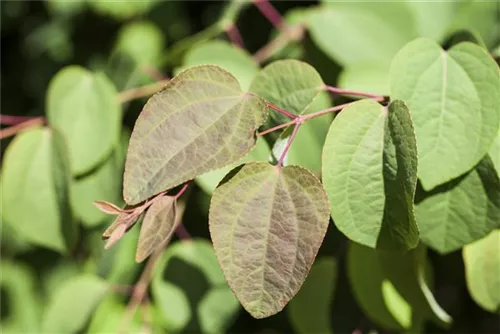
[322,100,419,251]
[416,156,500,254]
[209,162,330,318]
[249,59,324,122]
[390,38,500,190]
[47,66,121,175]
[136,195,177,262]
[123,65,268,205]
[1,127,76,253]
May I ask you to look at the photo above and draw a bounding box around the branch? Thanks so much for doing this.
[253,0,284,30]
[267,102,297,119]
[253,23,305,64]
[277,120,302,168]
[259,96,385,137]
[325,85,384,99]
[224,23,245,49]
[0,117,45,140]
[117,79,170,104]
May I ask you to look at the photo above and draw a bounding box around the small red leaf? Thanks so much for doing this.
[93,201,123,215]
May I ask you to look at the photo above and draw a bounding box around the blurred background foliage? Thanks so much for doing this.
[1,1,500,333]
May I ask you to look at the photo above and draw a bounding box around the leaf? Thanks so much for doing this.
[490,129,500,179]
[196,136,271,195]
[209,162,330,318]
[322,100,419,251]
[93,201,123,215]
[405,2,457,41]
[152,239,240,333]
[463,229,500,313]
[1,127,76,253]
[47,66,121,175]
[0,261,41,333]
[41,275,109,333]
[287,257,337,334]
[87,295,143,333]
[416,156,500,254]
[249,59,324,122]
[176,40,259,91]
[123,65,268,205]
[390,38,500,190]
[347,242,411,330]
[72,138,126,227]
[308,3,416,67]
[88,0,157,20]
[448,1,499,47]
[271,92,332,174]
[115,21,164,67]
[338,64,390,97]
[136,196,177,262]
[378,245,453,327]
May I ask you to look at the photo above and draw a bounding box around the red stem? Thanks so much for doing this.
[253,0,284,30]
[0,117,45,139]
[325,85,383,99]
[277,120,302,168]
[1,115,43,125]
[225,23,245,49]
[258,119,296,136]
[174,182,190,199]
[267,102,298,119]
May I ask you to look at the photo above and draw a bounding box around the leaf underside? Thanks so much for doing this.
[123,65,268,205]
[209,162,330,318]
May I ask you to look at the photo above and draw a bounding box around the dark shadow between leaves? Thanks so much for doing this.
[163,256,211,333]
[216,163,246,189]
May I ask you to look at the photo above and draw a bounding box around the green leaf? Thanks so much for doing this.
[271,92,332,174]
[0,261,41,333]
[47,66,122,175]
[123,65,268,205]
[249,59,324,122]
[88,0,157,20]
[347,242,411,330]
[322,100,419,251]
[136,196,177,262]
[287,257,336,334]
[463,229,500,313]
[87,295,143,333]
[114,21,164,67]
[390,38,500,190]
[196,136,271,195]
[308,3,416,67]
[338,64,390,97]
[209,162,330,318]
[176,40,259,91]
[72,131,127,227]
[405,2,457,41]
[152,239,240,333]
[447,1,499,47]
[41,275,109,333]
[416,157,500,254]
[1,127,75,253]
[490,129,500,179]
[378,245,452,327]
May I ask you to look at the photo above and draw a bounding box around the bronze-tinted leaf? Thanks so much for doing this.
[123,65,268,205]
[209,162,330,318]
[136,196,177,262]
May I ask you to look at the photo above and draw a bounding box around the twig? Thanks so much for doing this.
[0,115,42,125]
[141,65,169,81]
[117,79,170,104]
[253,24,305,64]
[0,117,45,140]
[253,0,284,30]
[277,120,302,168]
[325,85,383,99]
[267,102,297,119]
[259,96,385,137]
[225,23,245,49]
